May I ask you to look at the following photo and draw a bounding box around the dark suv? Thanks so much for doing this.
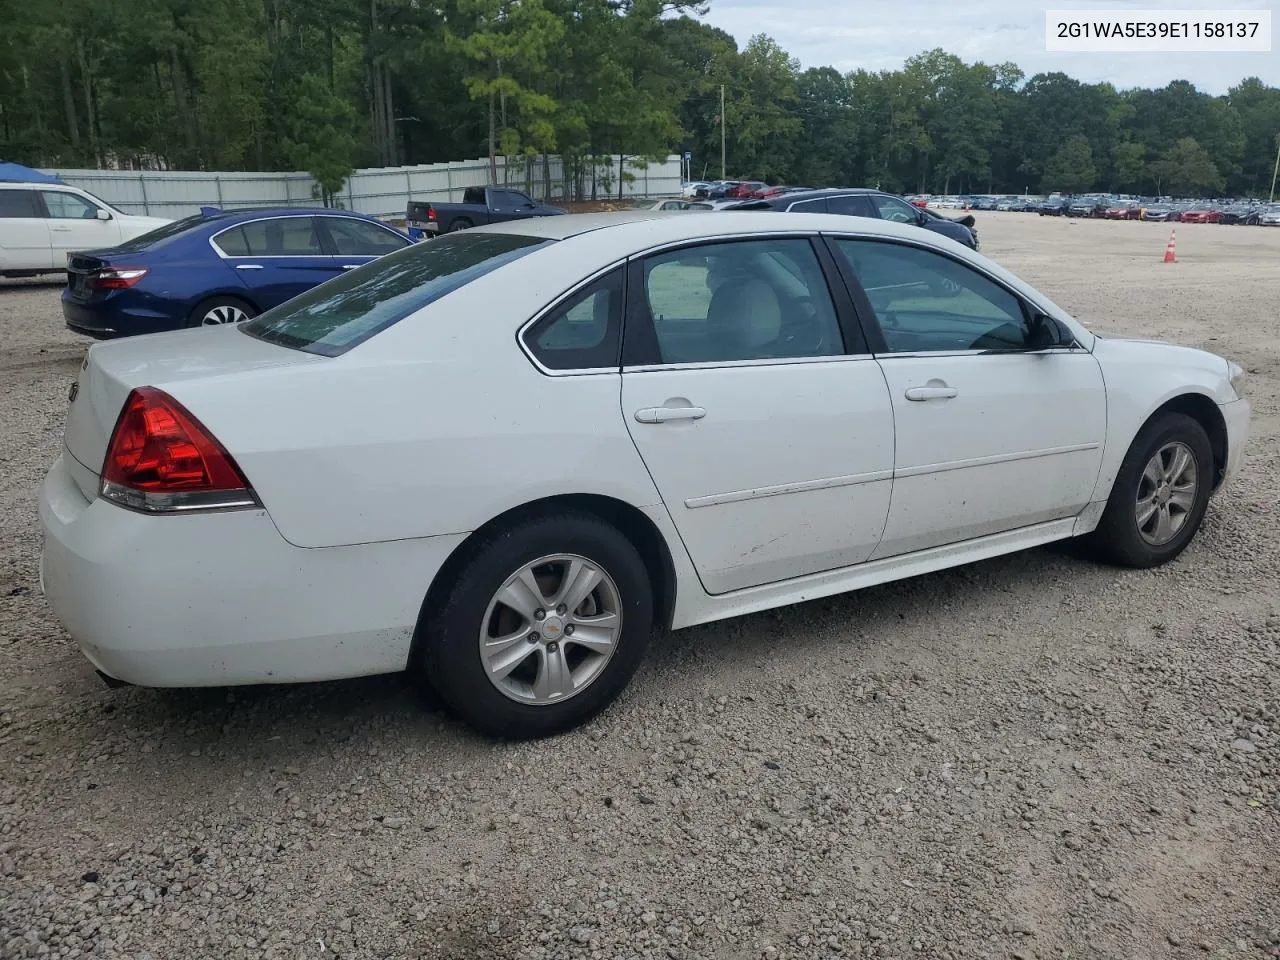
[728,188,978,250]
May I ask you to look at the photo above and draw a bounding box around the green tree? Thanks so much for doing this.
[281,74,358,204]
[1110,140,1146,191]
[1042,135,1096,193]
[1150,137,1224,196]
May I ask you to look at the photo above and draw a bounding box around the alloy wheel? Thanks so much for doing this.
[478,554,623,705]
[202,304,248,325]
[1135,441,1198,546]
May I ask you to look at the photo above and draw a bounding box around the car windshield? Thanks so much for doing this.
[111,214,206,252]
[241,231,552,357]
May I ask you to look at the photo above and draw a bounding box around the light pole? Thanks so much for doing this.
[1270,132,1280,203]
[716,83,727,181]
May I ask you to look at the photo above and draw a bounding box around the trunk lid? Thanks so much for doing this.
[64,251,110,302]
[63,326,323,495]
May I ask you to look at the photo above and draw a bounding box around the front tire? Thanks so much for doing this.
[417,512,654,739]
[1087,412,1213,568]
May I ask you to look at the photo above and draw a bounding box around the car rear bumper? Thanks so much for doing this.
[62,293,186,339]
[38,453,468,687]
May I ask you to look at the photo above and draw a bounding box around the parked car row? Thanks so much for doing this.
[902,191,1280,225]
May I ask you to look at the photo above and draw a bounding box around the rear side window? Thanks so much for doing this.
[220,217,324,256]
[0,189,40,218]
[787,198,828,213]
[241,232,552,357]
[523,269,623,371]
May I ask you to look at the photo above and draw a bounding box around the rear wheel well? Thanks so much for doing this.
[1148,393,1227,488]
[413,495,678,659]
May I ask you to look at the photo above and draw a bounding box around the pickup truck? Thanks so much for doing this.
[406,186,566,239]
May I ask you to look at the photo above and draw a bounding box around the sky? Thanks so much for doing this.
[694,0,1278,94]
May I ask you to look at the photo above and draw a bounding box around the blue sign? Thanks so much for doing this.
[683,151,692,161]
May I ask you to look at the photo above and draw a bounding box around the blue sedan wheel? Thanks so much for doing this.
[187,296,257,329]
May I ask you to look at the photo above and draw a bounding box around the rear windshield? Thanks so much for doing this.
[240,231,552,356]
[112,214,206,251]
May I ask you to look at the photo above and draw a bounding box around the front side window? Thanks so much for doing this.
[0,189,40,218]
[523,269,623,371]
[242,231,552,356]
[869,194,920,224]
[495,190,532,208]
[635,238,844,365]
[324,217,409,257]
[833,239,1031,354]
[41,190,98,219]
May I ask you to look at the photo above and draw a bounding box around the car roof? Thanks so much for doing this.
[470,209,941,249]
[207,206,382,222]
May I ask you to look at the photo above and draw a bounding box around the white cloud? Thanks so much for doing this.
[696,0,1279,93]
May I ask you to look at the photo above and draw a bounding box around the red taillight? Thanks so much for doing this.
[101,387,257,513]
[94,267,149,289]
[427,205,438,221]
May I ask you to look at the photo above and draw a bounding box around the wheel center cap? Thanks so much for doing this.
[542,617,565,641]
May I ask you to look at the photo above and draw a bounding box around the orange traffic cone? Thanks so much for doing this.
[1162,228,1177,263]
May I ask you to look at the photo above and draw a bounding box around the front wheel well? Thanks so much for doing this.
[1147,393,1228,489]
[414,495,678,656]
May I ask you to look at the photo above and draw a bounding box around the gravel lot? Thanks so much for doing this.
[2,214,1278,960]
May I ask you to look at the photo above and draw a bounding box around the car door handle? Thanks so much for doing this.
[341,264,361,270]
[904,385,959,401]
[634,406,707,424]
[235,263,264,270]
[50,225,72,232]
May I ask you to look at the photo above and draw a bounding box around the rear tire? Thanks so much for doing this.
[417,511,653,739]
[448,218,473,232]
[1086,412,1213,568]
[186,296,257,329]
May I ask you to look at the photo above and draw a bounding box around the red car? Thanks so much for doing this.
[727,180,767,199]
[1177,206,1222,224]
[1102,202,1142,220]
[909,196,930,208]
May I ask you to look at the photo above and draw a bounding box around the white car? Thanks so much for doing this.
[682,181,712,199]
[39,212,1250,738]
[647,199,692,211]
[0,181,170,277]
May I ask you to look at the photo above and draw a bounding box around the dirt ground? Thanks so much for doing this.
[1,213,1278,960]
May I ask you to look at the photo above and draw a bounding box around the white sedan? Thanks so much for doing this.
[39,211,1250,737]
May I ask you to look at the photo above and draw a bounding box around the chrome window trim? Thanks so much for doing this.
[207,213,404,259]
[623,354,876,374]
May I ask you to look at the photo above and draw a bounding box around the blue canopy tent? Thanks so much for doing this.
[0,161,63,183]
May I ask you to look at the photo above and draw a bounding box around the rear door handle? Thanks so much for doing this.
[50,225,72,233]
[235,263,264,270]
[904,385,959,401]
[634,406,707,424]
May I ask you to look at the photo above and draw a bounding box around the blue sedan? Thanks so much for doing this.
[62,207,412,338]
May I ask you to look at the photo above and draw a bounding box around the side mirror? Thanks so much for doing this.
[95,209,111,221]
[1027,312,1071,350]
